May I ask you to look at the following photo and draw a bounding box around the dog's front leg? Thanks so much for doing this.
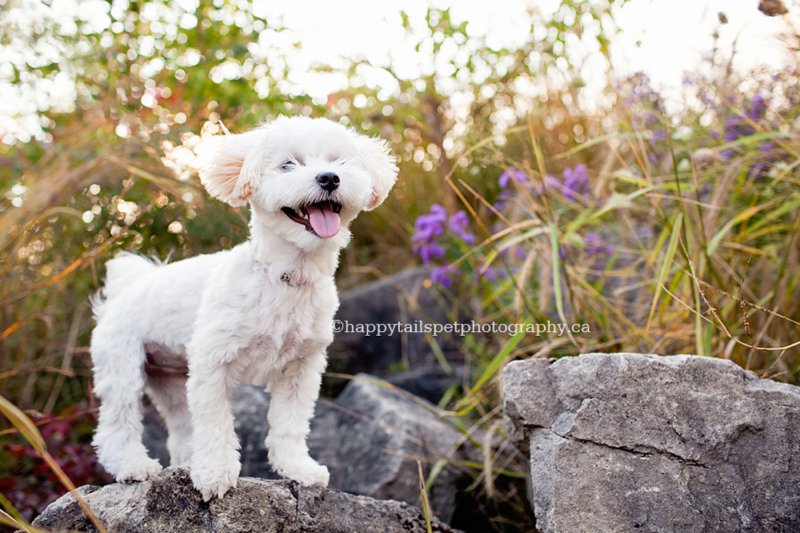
[187,358,241,501]
[266,349,330,487]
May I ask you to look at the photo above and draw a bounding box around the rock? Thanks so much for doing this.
[309,374,473,522]
[32,467,458,533]
[142,403,170,468]
[327,268,454,383]
[143,377,473,522]
[384,363,465,404]
[502,353,800,533]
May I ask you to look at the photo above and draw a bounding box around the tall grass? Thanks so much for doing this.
[402,67,800,531]
[421,71,799,390]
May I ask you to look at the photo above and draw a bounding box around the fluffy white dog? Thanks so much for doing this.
[90,116,397,500]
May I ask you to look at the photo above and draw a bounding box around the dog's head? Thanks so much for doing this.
[198,116,397,249]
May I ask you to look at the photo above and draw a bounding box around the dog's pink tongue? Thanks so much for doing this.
[306,204,341,238]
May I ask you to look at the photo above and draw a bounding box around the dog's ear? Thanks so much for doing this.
[198,128,266,207]
[357,135,398,211]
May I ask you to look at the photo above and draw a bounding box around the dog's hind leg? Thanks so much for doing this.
[91,325,161,482]
[145,374,193,467]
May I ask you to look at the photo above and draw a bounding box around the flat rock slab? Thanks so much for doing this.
[32,467,458,533]
[503,353,800,533]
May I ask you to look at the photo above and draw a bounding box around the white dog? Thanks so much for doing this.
[90,116,397,500]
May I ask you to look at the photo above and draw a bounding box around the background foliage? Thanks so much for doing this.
[1,0,798,530]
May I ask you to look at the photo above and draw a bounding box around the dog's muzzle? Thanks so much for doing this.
[281,200,343,238]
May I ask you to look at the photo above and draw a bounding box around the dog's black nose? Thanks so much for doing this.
[316,172,340,192]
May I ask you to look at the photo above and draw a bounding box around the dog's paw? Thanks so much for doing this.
[115,457,162,483]
[277,459,330,488]
[190,457,241,501]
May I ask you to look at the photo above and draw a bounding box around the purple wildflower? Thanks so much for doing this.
[416,242,445,264]
[722,94,768,158]
[560,164,590,201]
[448,210,475,244]
[431,265,454,288]
[493,186,520,212]
[478,265,497,282]
[501,244,527,261]
[584,232,614,255]
[749,140,785,180]
[747,93,767,121]
[412,204,447,241]
[412,204,448,265]
[498,168,528,188]
[531,174,560,196]
[651,130,668,142]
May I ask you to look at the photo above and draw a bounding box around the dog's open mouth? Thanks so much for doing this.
[281,201,343,239]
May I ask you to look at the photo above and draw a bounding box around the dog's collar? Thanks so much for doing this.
[279,271,308,287]
[252,259,309,287]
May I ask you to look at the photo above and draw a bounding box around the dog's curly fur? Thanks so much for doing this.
[90,117,397,500]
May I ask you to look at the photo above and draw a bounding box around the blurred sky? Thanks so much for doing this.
[1,0,797,142]
[264,0,794,104]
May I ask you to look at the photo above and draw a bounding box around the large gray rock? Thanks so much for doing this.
[328,268,453,381]
[32,467,457,533]
[503,353,800,533]
[144,377,473,522]
[309,374,473,521]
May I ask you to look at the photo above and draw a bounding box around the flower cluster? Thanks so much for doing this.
[498,168,528,188]
[411,204,447,264]
[551,164,591,201]
[495,167,530,212]
[497,164,591,204]
[584,231,614,256]
[448,210,475,244]
[412,204,478,287]
[722,93,768,158]
[618,73,668,164]
[414,163,616,288]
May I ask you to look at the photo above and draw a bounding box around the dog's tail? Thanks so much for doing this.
[91,252,161,319]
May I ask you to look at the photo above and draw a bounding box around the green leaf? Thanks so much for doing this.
[646,213,683,334]
[590,187,654,221]
[468,327,528,398]
[706,204,769,256]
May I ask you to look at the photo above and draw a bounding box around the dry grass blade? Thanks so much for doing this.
[0,507,44,533]
[0,395,107,533]
[417,460,433,533]
[549,225,576,346]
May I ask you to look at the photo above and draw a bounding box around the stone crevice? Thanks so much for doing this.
[557,430,710,469]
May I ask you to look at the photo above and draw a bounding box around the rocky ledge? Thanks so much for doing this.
[503,353,800,533]
[32,467,458,533]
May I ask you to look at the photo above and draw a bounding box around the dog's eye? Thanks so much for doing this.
[281,161,295,171]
